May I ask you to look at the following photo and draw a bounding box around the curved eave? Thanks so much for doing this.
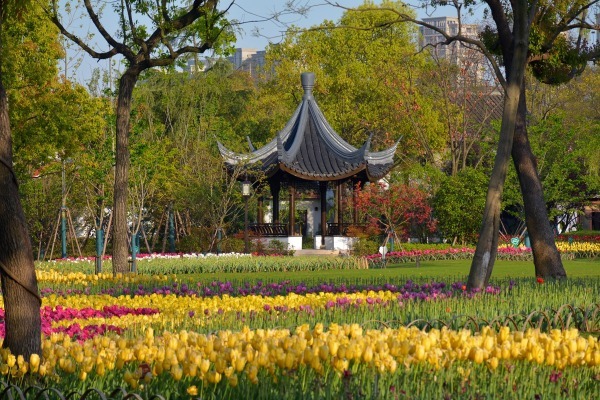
[279,162,367,182]
[281,100,376,165]
[365,164,393,181]
[217,102,305,166]
[365,140,399,165]
[366,149,396,165]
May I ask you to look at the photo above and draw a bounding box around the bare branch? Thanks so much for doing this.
[142,0,220,59]
[44,1,118,60]
[82,0,133,58]
[124,0,149,58]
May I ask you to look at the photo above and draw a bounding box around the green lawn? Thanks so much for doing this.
[186,258,599,285]
[384,258,600,278]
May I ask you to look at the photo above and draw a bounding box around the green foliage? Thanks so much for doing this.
[1,3,112,257]
[481,0,594,85]
[250,0,445,162]
[528,67,600,178]
[221,237,245,254]
[352,238,380,256]
[1,2,61,89]
[130,67,259,250]
[433,167,489,244]
[527,114,599,221]
[527,2,590,85]
[106,0,236,60]
[4,4,107,168]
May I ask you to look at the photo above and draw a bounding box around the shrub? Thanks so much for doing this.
[352,238,380,256]
[221,237,245,253]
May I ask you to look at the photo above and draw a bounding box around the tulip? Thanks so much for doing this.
[29,354,40,372]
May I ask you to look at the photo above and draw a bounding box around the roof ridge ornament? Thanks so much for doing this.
[364,133,373,154]
[246,136,256,152]
[301,72,315,99]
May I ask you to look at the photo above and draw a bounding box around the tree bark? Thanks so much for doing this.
[467,78,522,288]
[512,83,566,279]
[112,68,139,274]
[0,66,42,358]
[468,0,531,289]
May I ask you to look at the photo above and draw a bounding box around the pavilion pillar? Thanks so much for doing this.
[257,195,264,224]
[289,183,296,236]
[353,181,359,225]
[334,183,339,224]
[336,181,344,228]
[320,181,327,248]
[270,180,281,224]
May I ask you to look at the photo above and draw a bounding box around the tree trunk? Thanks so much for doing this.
[0,70,41,358]
[467,80,521,288]
[468,3,531,289]
[512,83,566,279]
[112,69,139,274]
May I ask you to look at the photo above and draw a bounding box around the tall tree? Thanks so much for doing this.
[505,3,598,279]
[329,0,599,287]
[327,1,529,287]
[48,0,234,273]
[503,69,600,234]
[464,0,531,288]
[0,0,42,358]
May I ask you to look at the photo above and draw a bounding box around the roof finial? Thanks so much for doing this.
[301,72,315,99]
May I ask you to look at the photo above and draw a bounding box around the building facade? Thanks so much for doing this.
[227,48,266,74]
[185,48,266,77]
[419,17,487,81]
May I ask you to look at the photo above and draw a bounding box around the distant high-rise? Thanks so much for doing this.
[419,17,486,81]
[227,48,266,76]
[185,48,267,77]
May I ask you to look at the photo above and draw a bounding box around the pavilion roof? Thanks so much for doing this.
[218,72,397,182]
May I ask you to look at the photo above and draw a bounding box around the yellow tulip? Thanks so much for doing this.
[171,365,183,381]
[207,370,221,383]
[228,373,239,387]
[6,354,15,368]
[29,354,40,372]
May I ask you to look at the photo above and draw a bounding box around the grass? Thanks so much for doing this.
[385,258,600,278]
[178,258,600,285]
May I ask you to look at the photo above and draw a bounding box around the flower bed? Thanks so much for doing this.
[365,242,600,267]
[1,269,598,397]
[40,254,368,275]
[365,247,536,266]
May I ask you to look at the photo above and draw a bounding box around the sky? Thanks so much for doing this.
[227,0,463,50]
[66,0,474,84]
[228,0,385,50]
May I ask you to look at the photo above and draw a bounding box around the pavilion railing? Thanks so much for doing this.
[249,223,289,237]
[249,223,367,237]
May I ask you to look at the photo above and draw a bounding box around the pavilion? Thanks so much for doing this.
[218,72,398,250]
